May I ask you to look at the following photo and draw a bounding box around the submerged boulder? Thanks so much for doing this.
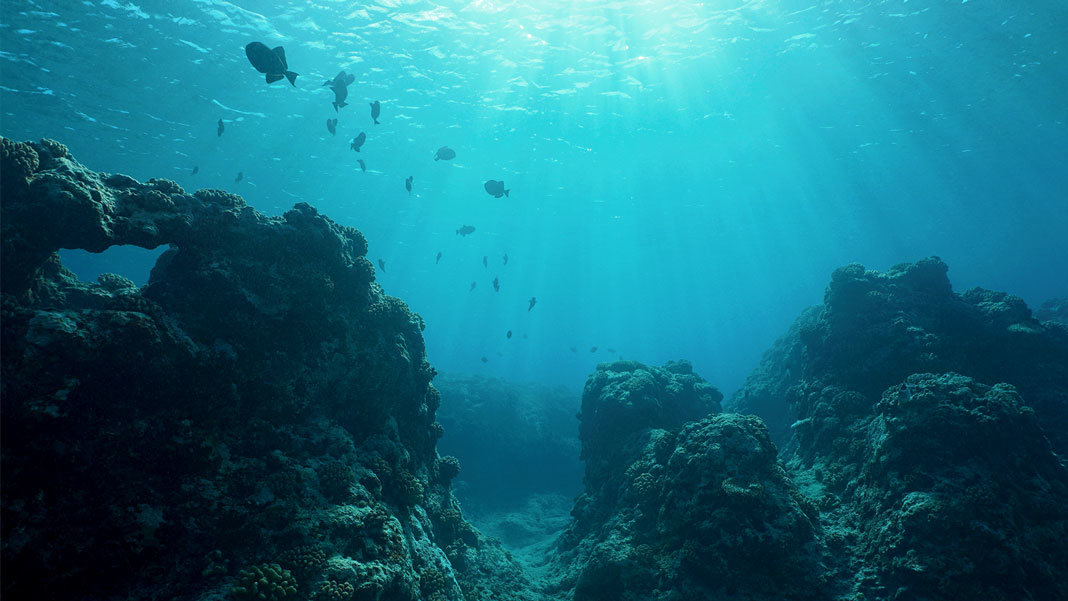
[551,360,825,601]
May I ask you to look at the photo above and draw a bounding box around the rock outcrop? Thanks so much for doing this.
[549,360,826,601]
[732,257,1068,455]
[0,137,541,601]
[730,257,1068,599]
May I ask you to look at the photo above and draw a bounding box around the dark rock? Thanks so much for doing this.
[731,256,1068,455]
[552,361,823,601]
[848,373,1068,600]
[1037,297,1068,327]
[0,137,543,601]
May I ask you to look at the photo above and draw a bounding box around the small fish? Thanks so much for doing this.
[235,171,243,183]
[470,281,477,292]
[351,132,366,152]
[570,346,577,353]
[191,165,199,175]
[357,159,366,172]
[607,348,617,354]
[483,256,488,268]
[522,334,528,339]
[245,42,298,86]
[434,146,456,161]
[492,276,499,292]
[435,251,442,264]
[484,180,510,198]
[481,356,488,363]
[502,253,509,266]
[378,259,386,272]
[506,330,512,339]
[217,119,224,137]
[590,346,598,353]
[324,70,355,112]
[326,118,337,135]
[370,100,381,125]
[456,225,475,236]
[405,176,413,195]
[528,297,536,311]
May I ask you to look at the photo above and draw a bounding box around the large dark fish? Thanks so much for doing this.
[456,225,475,236]
[351,132,366,151]
[484,180,510,198]
[191,165,199,175]
[357,159,366,172]
[235,171,243,183]
[506,330,512,339]
[590,346,598,353]
[370,100,381,124]
[326,118,337,135]
[492,276,499,292]
[436,251,442,264]
[528,297,536,311]
[378,259,386,272]
[217,119,224,136]
[470,281,477,292]
[503,253,508,265]
[324,70,355,111]
[483,256,488,268]
[434,146,456,161]
[405,176,413,195]
[245,42,298,86]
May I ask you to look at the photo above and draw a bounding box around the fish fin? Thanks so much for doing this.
[505,189,510,197]
[266,73,283,84]
[284,71,298,86]
[346,74,355,85]
[273,46,287,66]
[338,101,347,108]
[333,102,338,112]
[373,118,379,125]
[336,70,346,80]
[435,157,439,161]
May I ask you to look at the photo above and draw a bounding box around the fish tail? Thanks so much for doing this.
[333,102,338,112]
[434,157,439,161]
[284,71,298,86]
[505,189,510,197]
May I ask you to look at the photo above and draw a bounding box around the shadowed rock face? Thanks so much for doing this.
[731,257,1068,455]
[550,361,826,601]
[0,138,542,601]
[727,257,1068,600]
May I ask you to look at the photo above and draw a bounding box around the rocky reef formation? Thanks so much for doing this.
[1037,297,1068,328]
[0,137,540,601]
[730,257,1068,599]
[548,360,827,601]
[733,257,1068,455]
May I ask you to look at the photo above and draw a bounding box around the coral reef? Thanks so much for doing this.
[550,360,823,601]
[732,257,1068,454]
[1036,297,1068,327]
[729,257,1068,599]
[0,137,541,601]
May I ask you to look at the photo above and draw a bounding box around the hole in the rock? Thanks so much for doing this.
[58,245,168,287]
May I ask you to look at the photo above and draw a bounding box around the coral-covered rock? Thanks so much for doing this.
[552,361,823,601]
[1037,297,1068,327]
[731,257,1068,455]
[0,137,541,601]
[578,359,721,495]
[848,373,1068,600]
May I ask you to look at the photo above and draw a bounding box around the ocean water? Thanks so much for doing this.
[2,0,1066,394]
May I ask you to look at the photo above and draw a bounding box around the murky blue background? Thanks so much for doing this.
[3,0,1066,393]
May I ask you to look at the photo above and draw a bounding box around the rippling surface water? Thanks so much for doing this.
[2,0,1066,390]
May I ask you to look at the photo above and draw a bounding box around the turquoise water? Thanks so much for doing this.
[2,0,1066,392]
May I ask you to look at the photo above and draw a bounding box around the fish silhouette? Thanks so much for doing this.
[245,42,298,86]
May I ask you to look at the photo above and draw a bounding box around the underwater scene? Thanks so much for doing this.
[1,0,1067,599]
